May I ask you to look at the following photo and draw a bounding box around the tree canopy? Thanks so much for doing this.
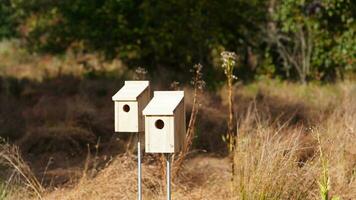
[1,0,355,83]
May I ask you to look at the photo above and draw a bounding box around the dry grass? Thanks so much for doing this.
[45,154,231,200]
[33,81,355,200]
[230,81,356,200]
[0,45,355,200]
[318,83,356,199]
[233,109,318,199]
[0,139,44,199]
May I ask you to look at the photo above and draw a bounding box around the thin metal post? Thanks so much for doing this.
[166,154,171,200]
[137,132,142,200]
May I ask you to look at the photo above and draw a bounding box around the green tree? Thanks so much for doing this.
[0,0,17,39]
[11,0,267,84]
[266,0,356,82]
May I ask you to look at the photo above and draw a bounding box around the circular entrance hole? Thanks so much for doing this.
[155,119,164,129]
[122,104,130,112]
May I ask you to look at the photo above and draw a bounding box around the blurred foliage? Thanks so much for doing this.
[6,0,267,87]
[271,0,356,82]
[0,0,17,39]
[0,0,355,84]
[9,1,265,77]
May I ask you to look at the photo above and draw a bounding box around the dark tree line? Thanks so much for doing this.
[0,0,355,84]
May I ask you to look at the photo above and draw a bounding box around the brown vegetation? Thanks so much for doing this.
[0,56,355,199]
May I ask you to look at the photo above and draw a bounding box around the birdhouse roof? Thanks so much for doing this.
[143,91,184,115]
[112,81,149,101]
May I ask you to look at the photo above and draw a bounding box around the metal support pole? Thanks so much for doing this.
[137,132,142,200]
[166,153,171,200]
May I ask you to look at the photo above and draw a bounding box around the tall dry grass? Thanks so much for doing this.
[232,81,356,200]
[317,83,356,199]
[39,81,355,200]
[1,46,355,200]
[40,81,355,200]
[233,107,318,199]
[0,139,44,199]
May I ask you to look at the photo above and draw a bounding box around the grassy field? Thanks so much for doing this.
[0,41,355,199]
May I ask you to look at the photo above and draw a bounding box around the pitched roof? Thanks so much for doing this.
[112,81,149,101]
[143,91,184,115]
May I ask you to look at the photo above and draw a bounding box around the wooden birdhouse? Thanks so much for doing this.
[143,91,186,153]
[112,81,150,133]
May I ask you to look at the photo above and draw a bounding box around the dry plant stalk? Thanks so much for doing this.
[221,51,238,152]
[80,144,91,183]
[134,67,148,80]
[157,64,204,183]
[221,51,238,196]
[0,139,44,199]
[172,64,204,178]
[316,133,334,200]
